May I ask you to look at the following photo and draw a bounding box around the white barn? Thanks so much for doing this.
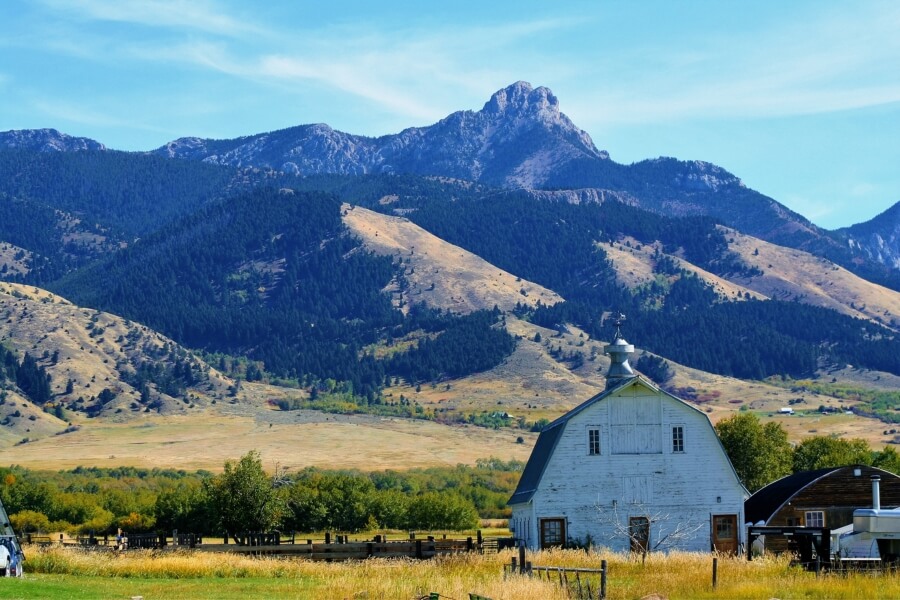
[508,329,748,553]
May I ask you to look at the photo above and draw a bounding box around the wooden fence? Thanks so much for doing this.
[29,530,513,561]
[197,537,473,559]
[504,552,607,600]
[188,530,513,560]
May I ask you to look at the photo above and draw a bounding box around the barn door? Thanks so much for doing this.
[629,516,650,554]
[539,518,566,549]
[712,514,738,555]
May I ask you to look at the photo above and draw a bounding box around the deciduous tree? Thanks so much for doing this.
[792,436,872,472]
[205,451,286,541]
[715,413,792,492]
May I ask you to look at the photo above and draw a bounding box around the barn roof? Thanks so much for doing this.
[508,418,565,505]
[744,467,841,524]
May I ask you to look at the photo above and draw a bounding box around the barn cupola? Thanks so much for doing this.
[604,313,635,389]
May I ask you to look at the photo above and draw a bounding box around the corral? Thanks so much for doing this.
[30,530,513,561]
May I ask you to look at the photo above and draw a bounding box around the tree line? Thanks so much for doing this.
[715,412,900,492]
[0,455,523,538]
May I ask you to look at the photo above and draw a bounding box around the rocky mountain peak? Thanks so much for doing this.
[0,128,106,152]
[483,81,560,118]
[836,200,900,270]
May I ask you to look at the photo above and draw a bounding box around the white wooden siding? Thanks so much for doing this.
[521,380,746,552]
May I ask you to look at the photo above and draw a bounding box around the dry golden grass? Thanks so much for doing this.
[0,408,533,471]
[605,237,764,302]
[726,226,900,330]
[21,546,900,600]
[343,204,563,314]
[0,282,233,424]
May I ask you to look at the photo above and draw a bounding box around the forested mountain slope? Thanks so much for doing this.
[50,187,516,400]
[0,282,232,434]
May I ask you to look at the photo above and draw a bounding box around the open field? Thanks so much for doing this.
[0,407,533,471]
[6,546,900,600]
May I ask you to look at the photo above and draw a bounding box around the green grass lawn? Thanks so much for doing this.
[0,575,320,600]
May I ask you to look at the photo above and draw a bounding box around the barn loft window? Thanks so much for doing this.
[672,426,684,453]
[805,511,825,528]
[610,397,662,454]
[588,428,601,455]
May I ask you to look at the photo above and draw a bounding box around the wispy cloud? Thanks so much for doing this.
[38,0,265,37]
[94,15,579,123]
[572,2,900,126]
[249,17,578,120]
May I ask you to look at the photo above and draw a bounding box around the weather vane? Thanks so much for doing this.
[613,312,626,340]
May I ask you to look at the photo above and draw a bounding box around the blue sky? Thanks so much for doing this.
[1,0,898,230]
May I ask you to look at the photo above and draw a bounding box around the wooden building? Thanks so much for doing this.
[745,465,900,554]
[508,325,747,553]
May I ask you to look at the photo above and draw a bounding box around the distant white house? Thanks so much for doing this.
[508,325,748,553]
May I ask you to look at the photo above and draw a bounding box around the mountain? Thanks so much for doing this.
[3,85,890,288]
[834,201,900,269]
[148,82,900,288]
[0,128,105,152]
[155,81,606,187]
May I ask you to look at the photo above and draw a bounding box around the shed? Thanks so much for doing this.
[745,465,900,554]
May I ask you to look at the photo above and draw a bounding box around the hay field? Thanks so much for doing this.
[13,545,900,600]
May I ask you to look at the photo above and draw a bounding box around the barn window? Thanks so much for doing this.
[805,511,825,527]
[588,428,601,455]
[672,426,684,453]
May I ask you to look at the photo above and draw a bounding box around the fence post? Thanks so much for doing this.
[511,556,517,575]
[600,559,607,600]
[712,557,718,589]
[519,542,526,574]
[416,539,423,559]
[325,532,331,545]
